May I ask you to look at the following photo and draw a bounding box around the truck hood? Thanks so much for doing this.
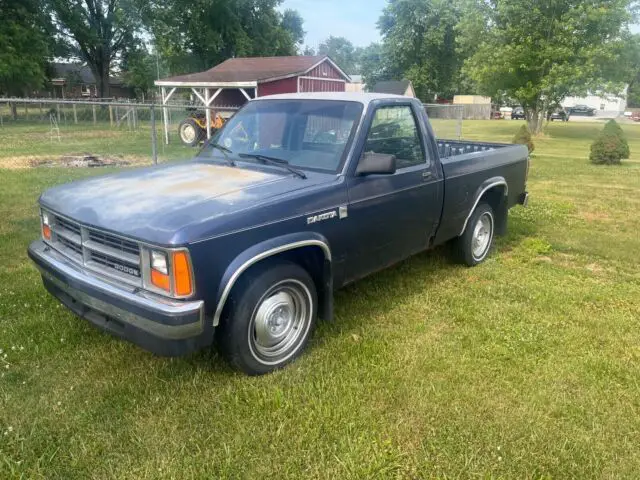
[40,161,329,245]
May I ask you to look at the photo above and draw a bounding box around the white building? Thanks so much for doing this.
[561,87,627,118]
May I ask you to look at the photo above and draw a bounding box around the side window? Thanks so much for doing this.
[364,105,426,169]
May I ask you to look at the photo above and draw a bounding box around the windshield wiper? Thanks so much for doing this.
[238,153,307,179]
[208,142,236,167]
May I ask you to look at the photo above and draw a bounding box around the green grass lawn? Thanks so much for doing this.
[1,120,640,478]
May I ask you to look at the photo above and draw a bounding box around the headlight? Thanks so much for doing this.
[146,248,194,297]
[41,210,52,241]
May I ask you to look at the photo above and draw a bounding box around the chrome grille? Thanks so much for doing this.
[50,213,142,286]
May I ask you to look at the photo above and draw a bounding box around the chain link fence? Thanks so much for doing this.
[0,98,238,169]
[1,98,495,169]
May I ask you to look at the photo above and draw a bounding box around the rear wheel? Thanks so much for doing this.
[178,118,205,147]
[455,202,495,266]
[216,262,317,375]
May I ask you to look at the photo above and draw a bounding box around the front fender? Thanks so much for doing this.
[212,232,332,326]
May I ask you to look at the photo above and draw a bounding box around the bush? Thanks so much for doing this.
[590,120,630,165]
[602,119,630,159]
[512,125,535,153]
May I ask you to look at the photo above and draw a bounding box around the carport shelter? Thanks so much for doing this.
[155,55,350,143]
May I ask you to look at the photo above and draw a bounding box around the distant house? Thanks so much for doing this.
[371,80,416,98]
[561,88,628,118]
[44,63,133,99]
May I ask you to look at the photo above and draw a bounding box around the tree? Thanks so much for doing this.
[377,0,463,101]
[0,0,51,116]
[302,46,316,56]
[141,0,303,75]
[359,43,387,89]
[48,0,142,99]
[590,120,630,165]
[462,0,635,135]
[318,36,358,74]
[282,9,305,47]
[121,46,158,100]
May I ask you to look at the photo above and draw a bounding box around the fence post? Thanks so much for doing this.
[24,101,28,120]
[456,105,462,140]
[92,104,97,125]
[56,103,61,123]
[150,104,158,165]
[73,103,78,124]
[109,105,113,127]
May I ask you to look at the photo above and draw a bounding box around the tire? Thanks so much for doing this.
[178,118,205,147]
[455,202,495,267]
[216,262,317,375]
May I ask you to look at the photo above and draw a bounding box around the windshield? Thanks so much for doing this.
[203,99,363,173]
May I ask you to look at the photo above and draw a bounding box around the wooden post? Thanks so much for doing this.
[92,104,97,125]
[73,103,78,124]
[115,105,119,126]
[205,89,211,139]
[109,105,113,127]
[39,102,43,117]
[24,101,28,120]
[162,87,169,144]
[56,103,61,123]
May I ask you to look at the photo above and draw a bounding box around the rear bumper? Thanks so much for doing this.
[28,240,212,356]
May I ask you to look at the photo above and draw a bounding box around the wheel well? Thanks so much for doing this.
[478,185,508,235]
[222,246,332,324]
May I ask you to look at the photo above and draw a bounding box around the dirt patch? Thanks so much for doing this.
[31,154,131,168]
[1,154,150,169]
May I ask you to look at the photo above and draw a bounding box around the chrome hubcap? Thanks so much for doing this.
[251,280,312,364]
[472,213,493,260]
[181,124,196,143]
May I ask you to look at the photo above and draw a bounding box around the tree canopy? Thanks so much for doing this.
[376,0,463,101]
[47,0,142,98]
[0,0,52,97]
[317,36,359,74]
[141,0,304,75]
[462,0,637,133]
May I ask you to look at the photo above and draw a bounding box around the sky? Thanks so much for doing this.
[281,0,387,49]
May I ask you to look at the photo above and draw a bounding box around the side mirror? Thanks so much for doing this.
[356,152,396,176]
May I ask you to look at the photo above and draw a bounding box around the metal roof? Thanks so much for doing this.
[372,80,413,96]
[155,56,350,88]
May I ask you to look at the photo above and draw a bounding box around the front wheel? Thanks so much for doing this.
[455,203,495,266]
[216,262,317,375]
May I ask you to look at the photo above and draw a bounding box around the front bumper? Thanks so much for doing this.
[28,240,211,356]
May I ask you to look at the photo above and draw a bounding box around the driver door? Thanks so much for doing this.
[344,102,442,282]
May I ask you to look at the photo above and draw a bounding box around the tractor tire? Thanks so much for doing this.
[178,118,205,147]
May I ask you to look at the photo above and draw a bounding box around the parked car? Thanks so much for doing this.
[631,111,640,122]
[549,109,569,122]
[511,107,526,120]
[568,105,597,116]
[28,93,529,375]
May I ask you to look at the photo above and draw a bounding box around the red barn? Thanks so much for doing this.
[156,55,350,108]
[155,56,350,143]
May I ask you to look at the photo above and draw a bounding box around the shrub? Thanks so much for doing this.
[602,119,630,159]
[512,125,535,153]
[590,120,630,165]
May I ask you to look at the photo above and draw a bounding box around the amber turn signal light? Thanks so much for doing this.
[172,251,193,296]
[151,268,170,292]
[42,224,52,240]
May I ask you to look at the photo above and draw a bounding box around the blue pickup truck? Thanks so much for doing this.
[29,93,529,375]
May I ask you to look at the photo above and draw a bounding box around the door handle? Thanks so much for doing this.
[422,171,433,180]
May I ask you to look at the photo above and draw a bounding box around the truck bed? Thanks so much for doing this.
[437,139,507,159]
[433,139,529,244]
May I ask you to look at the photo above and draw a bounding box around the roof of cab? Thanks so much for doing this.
[252,92,411,105]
